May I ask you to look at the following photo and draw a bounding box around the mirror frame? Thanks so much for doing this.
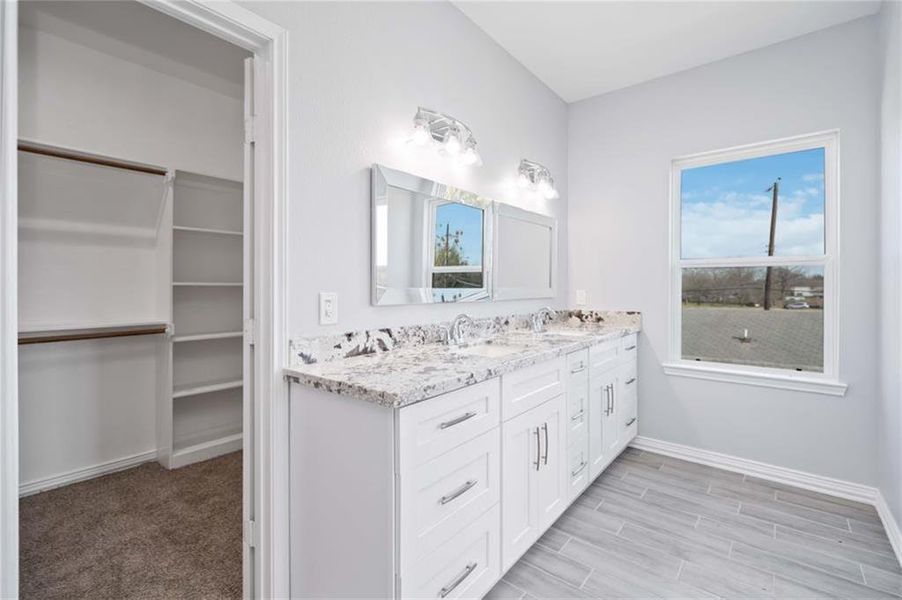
[371,164,494,305]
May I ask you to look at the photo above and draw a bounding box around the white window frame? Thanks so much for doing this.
[664,130,847,396]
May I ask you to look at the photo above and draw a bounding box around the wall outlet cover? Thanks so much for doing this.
[319,292,338,325]
[576,289,588,306]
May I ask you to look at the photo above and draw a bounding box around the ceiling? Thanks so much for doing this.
[453,1,882,103]
[19,1,249,99]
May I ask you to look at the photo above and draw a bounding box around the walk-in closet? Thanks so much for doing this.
[16,2,251,597]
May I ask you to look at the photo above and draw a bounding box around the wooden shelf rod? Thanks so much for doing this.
[19,325,168,345]
[18,141,168,177]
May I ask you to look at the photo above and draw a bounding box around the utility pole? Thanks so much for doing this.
[763,177,780,310]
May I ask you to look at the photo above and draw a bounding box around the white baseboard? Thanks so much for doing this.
[19,449,158,497]
[876,491,902,569]
[630,435,877,504]
[630,436,902,569]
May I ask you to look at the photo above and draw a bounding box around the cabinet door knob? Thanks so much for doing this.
[571,461,587,477]
[534,427,541,471]
[542,422,549,465]
[625,417,637,427]
[625,377,636,385]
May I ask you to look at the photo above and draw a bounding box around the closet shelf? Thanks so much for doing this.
[172,281,242,287]
[173,225,243,237]
[173,378,243,399]
[172,331,243,343]
[170,433,243,469]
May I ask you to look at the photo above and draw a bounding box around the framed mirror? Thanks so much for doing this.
[371,164,492,305]
[493,203,557,300]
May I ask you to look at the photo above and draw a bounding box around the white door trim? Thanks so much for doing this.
[0,1,19,596]
[0,1,289,598]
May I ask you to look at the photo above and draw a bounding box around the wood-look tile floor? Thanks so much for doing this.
[486,448,902,599]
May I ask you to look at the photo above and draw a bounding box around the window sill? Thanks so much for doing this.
[662,362,848,397]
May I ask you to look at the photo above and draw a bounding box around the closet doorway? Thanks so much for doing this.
[0,1,286,598]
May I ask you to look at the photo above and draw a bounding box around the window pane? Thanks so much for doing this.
[681,148,825,259]
[681,266,824,372]
[431,272,484,289]
[434,202,483,268]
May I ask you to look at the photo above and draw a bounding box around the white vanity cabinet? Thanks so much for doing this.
[287,333,638,599]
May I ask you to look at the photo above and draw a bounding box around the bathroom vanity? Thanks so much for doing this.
[285,311,639,599]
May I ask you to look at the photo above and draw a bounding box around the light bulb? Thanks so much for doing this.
[412,124,429,145]
[543,185,558,200]
[517,173,530,188]
[461,147,479,166]
[537,176,552,198]
[444,132,461,155]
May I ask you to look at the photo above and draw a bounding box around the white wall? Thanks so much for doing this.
[18,24,244,181]
[878,1,902,524]
[17,16,245,486]
[241,1,569,337]
[569,18,880,485]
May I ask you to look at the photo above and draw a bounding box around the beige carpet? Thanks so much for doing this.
[20,452,242,600]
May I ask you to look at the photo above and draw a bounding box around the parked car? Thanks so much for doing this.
[784,301,810,309]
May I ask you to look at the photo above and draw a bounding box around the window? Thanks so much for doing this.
[667,132,844,395]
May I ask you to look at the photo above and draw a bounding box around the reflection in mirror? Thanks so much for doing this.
[372,165,492,305]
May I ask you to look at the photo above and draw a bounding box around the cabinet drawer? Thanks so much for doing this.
[567,380,588,440]
[401,428,500,567]
[620,362,638,440]
[567,349,589,385]
[399,379,500,466]
[501,357,566,421]
[589,340,620,376]
[621,334,638,361]
[567,430,590,501]
[403,504,500,600]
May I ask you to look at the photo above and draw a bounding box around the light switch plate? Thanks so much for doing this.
[319,292,338,325]
[576,289,588,306]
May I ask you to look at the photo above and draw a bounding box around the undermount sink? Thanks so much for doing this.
[450,340,528,358]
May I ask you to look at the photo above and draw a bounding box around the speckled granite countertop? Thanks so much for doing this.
[285,310,640,408]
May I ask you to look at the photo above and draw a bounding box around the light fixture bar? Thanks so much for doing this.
[411,107,482,166]
[518,159,559,199]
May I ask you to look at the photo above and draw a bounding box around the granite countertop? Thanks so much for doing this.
[284,313,640,408]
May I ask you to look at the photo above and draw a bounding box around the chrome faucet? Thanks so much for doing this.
[531,307,556,333]
[449,314,476,345]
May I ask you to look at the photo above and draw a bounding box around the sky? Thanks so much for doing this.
[434,202,484,265]
[681,147,825,259]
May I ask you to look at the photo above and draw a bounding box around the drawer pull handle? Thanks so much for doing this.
[625,345,637,351]
[571,461,587,477]
[625,417,637,427]
[625,377,636,385]
[570,363,586,374]
[439,562,478,598]
[570,409,585,422]
[439,411,477,430]
[439,479,478,505]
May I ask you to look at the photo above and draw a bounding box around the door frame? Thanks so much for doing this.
[0,1,290,598]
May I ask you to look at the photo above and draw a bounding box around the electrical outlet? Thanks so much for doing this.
[575,289,588,306]
[319,292,338,325]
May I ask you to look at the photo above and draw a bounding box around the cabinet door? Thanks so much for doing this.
[501,408,541,571]
[588,369,617,480]
[534,394,567,531]
[603,371,621,457]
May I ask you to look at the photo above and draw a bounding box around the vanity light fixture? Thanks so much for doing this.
[410,107,482,166]
[517,159,559,199]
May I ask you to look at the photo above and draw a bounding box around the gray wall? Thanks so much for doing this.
[242,1,569,337]
[879,2,902,524]
[568,17,881,485]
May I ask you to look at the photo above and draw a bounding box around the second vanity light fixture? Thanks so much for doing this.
[411,107,482,167]
[517,159,559,200]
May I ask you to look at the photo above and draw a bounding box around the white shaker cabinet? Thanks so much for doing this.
[500,392,567,572]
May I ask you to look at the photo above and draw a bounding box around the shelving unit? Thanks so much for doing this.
[159,172,244,470]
